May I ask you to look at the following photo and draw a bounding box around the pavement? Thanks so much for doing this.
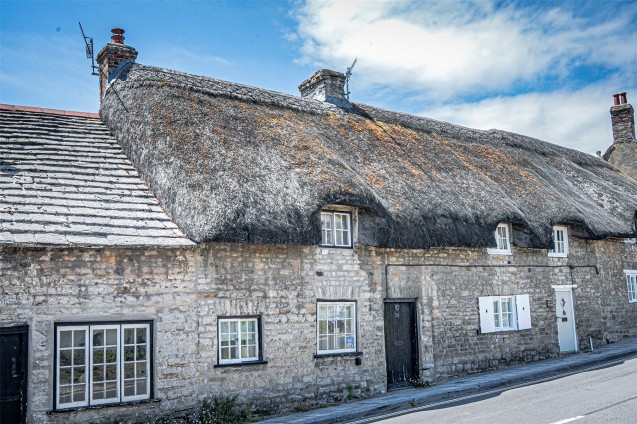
[257,337,637,424]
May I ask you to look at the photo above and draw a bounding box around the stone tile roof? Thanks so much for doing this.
[0,105,194,247]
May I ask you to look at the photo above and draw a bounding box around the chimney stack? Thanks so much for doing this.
[96,28,138,102]
[610,92,635,144]
[299,69,350,108]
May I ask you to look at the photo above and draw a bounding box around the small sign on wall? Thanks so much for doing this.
[546,299,555,309]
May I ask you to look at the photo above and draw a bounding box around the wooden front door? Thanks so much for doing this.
[0,326,28,424]
[384,301,419,388]
[555,289,578,353]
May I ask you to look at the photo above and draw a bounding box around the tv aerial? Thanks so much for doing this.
[344,57,357,100]
[79,21,98,76]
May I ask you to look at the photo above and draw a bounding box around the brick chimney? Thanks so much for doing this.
[299,69,350,108]
[96,28,138,101]
[610,92,635,144]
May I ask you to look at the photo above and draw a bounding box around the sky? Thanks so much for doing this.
[1,0,636,155]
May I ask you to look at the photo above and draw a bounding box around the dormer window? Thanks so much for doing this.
[549,226,569,258]
[321,211,352,247]
[487,223,512,255]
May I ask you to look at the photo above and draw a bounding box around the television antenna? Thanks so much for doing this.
[344,57,357,100]
[79,21,98,76]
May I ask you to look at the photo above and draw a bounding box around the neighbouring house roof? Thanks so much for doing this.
[99,63,637,249]
[0,104,194,247]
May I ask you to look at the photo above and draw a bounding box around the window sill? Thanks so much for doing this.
[214,360,268,368]
[319,245,354,249]
[548,253,568,258]
[487,249,512,256]
[48,398,159,415]
[314,351,363,358]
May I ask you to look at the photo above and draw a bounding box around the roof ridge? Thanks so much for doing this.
[0,103,100,119]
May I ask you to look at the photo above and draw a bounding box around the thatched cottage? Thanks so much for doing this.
[1,30,636,423]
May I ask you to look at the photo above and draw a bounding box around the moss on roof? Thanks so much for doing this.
[100,63,637,248]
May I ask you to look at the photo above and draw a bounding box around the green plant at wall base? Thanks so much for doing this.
[187,395,251,424]
[408,378,432,388]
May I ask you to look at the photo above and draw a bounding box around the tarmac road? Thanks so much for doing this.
[365,357,637,424]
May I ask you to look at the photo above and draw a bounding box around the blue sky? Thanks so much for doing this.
[1,0,636,155]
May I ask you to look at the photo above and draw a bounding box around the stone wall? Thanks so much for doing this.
[1,236,635,423]
[0,244,384,423]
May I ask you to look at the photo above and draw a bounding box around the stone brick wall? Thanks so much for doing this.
[0,244,384,423]
[1,236,635,423]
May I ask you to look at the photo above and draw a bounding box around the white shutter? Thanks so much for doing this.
[516,294,532,330]
[478,296,495,334]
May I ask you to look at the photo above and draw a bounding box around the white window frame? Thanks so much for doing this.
[626,270,637,303]
[316,301,357,354]
[487,223,512,255]
[320,211,352,247]
[55,322,151,410]
[548,226,569,258]
[478,295,531,333]
[217,317,260,365]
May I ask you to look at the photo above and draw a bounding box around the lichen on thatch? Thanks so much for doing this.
[100,63,637,248]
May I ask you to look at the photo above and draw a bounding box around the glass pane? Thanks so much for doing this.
[241,321,247,332]
[220,321,229,334]
[59,368,71,385]
[105,347,117,363]
[247,320,255,332]
[74,330,86,347]
[136,379,147,395]
[337,335,345,349]
[73,384,85,402]
[93,383,105,400]
[137,362,147,378]
[105,364,116,380]
[124,329,135,345]
[60,350,72,367]
[60,331,72,348]
[93,349,104,364]
[124,380,135,397]
[73,349,85,366]
[59,386,72,404]
[73,367,85,384]
[136,328,146,344]
[229,321,237,333]
[106,329,118,346]
[124,363,135,379]
[318,306,327,320]
[319,338,327,351]
[230,346,239,359]
[92,330,104,347]
[221,347,230,360]
[241,346,248,358]
[93,366,104,382]
[105,381,118,399]
[247,346,256,358]
[136,346,146,361]
[124,346,135,361]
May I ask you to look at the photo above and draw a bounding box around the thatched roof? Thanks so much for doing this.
[100,63,637,248]
[0,105,193,247]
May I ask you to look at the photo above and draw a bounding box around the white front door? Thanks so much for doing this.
[555,289,577,353]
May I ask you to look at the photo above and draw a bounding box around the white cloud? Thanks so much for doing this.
[292,0,637,99]
[420,84,636,155]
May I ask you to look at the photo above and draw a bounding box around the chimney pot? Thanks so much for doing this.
[620,92,628,104]
[110,28,126,44]
[613,94,621,106]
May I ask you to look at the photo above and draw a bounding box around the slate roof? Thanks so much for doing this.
[0,105,193,247]
[100,63,637,249]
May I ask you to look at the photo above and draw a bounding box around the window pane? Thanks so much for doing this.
[105,382,117,399]
[92,330,104,347]
[73,384,85,402]
[73,331,86,347]
[136,379,147,395]
[60,331,72,348]
[124,329,135,345]
[59,368,71,385]
[60,350,71,367]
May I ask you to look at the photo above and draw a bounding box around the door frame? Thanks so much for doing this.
[1,325,29,424]
[551,285,578,353]
[383,299,420,388]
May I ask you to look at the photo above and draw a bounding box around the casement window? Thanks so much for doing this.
[626,271,637,303]
[55,322,151,410]
[321,211,352,247]
[317,302,356,354]
[478,295,531,333]
[218,317,260,364]
[549,226,569,257]
[487,223,512,255]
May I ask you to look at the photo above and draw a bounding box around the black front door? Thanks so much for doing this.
[1,326,28,424]
[384,301,419,388]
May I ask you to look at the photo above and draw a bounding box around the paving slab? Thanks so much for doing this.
[257,337,637,423]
